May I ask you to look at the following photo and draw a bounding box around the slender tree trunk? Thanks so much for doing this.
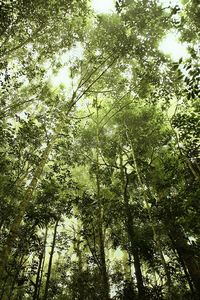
[33,226,48,300]
[125,190,145,299]
[125,130,172,299]
[33,254,43,300]
[169,226,200,297]
[73,230,85,300]
[0,251,25,300]
[95,101,110,300]
[170,124,200,182]
[98,224,110,300]
[43,220,59,300]
[0,57,117,282]
[119,151,145,300]
[169,233,195,295]
[0,135,57,285]
[37,227,48,300]
[132,247,145,299]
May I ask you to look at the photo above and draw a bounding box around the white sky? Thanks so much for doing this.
[91,0,115,14]
[158,0,181,6]
[159,31,188,61]
[91,0,182,14]
[49,43,84,87]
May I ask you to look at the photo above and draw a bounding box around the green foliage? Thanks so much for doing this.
[0,1,200,299]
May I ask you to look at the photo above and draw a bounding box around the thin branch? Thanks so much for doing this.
[0,98,36,118]
[76,54,113,91]
[84,234,101,269]
[100,101,132,130]
[85,90,114,94]
[75,56,119,105]
[1,24,45,58]
[69,112,94,120]
[63,56,118,117]
[99,150,119,170]
[99,91,130,125]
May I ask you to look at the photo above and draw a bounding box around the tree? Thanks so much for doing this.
[0,0,200,299]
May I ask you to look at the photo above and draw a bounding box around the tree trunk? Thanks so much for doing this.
[37,227,48,300]
[0,136,57,284]
[72,225,86,300]
[43,220,59,300]
[169,233,195,295]
[98,224,110,300]
[124,185,145,299]
[95,101,110,300]
[125,131,172,299]
[0,252,25,300]
[0,58,117,282]
[33,226,48,300]
[170,226,200,297]
[119,151,145,299]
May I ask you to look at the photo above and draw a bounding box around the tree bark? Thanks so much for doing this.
[37,227,48,300]
[95,101,110,300]
[0,56,117,280]
[43,220,59,300]
[33,226,48,300]
[125,130,172,299]
[98,224,110,300]
[169,233,195,295]
[170,226,200,297]
[119,152,145,300]
[0,57,117,290]
[0,136,57,285]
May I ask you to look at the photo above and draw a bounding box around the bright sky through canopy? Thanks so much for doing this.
[50,43,84,87]
[159,31,188,61]
[91,0,115,14]
[158,0,181,6]
[51,0,188,87]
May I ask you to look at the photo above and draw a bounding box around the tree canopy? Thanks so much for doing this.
[0,0,200,299]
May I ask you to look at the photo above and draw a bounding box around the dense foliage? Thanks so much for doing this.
[0,0,199,299]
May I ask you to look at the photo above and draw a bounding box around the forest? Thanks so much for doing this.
[0,0,200,299]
